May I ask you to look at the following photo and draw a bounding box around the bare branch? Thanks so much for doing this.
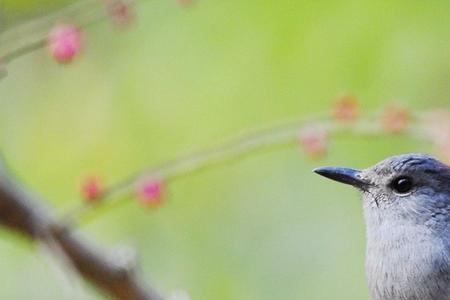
[0,160,163,300]
[64,111,433,222]
[0,0,135,64]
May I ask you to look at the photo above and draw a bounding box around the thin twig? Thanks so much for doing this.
[62,113,426,223]
[0,0,135,64]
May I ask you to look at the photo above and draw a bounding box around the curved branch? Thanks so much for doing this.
[0,0,135,64]
[0,161,163,300]
[64,112,430,222]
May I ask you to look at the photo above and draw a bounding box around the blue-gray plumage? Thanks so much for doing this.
[314,154,450,300]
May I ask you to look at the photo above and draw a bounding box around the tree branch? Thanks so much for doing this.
[0,0,135,64]
[64,111,433,222]
[0,160,163,300]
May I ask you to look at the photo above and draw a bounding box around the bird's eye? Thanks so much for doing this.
[390,176,414,195]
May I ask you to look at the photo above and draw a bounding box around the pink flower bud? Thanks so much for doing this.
[420,109,450,163]
[81,176,103,202]
[332,95,360,122]
[437,142,450,164]
[177,0,195,7]
[380,104,410,134]
[136,177,165,207]
[108,0,135,28]
[48,24,83,64]
[299,124,328,159]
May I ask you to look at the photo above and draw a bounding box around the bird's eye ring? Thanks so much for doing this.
[390,176,414,195]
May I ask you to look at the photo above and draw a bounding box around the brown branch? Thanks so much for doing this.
[0,159,163,300]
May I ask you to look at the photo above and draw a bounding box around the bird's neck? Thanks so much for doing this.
[363,206,450,300]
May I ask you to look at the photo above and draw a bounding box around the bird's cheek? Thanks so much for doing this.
[369,191,394,208]
[361,191,380,208]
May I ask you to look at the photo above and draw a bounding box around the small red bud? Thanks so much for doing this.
[436,142,450,164]
[108,0,135,28]
[81,176,103,202]
[48,24,83,64]
[136,177,165,207]
[177,0,195,7]
[421,109,450,163]
[380,104,411,134]
[332,94,360,122]
[299,124,328,159]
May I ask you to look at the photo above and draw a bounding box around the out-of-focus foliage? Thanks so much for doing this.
[0,1,73,27]
[0,0,449,299]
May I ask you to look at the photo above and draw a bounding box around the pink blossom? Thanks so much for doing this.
[136,177,165,207]
[299,124,328,159]
[81,176,103,202]
[421,109,450,163]
[108,1,135,28]
[437,142,450,164]
[332,94,360,122]
[177,0,195,7]
[380,104,411,134]
[48,24,83,64]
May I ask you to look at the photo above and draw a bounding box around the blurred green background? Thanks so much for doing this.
[0,0,450,299]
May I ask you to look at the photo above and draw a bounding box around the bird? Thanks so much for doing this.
[313,153,450,300]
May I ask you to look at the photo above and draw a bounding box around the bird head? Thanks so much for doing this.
[314,154,450,217]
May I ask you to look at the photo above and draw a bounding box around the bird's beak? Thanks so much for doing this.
[313,167,370,189]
